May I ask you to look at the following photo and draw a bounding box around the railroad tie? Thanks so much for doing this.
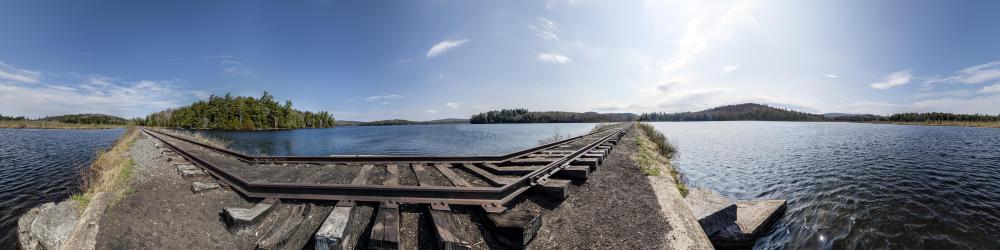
[369,202,400,250]
[414,164,472,250]
[315,164,373,250]
[485,210,543,248]
[257,204,310,250]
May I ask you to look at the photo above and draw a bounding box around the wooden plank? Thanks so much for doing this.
[351,164,375,185]
[434,164,473,187]
[531,179,571,200]
[370,202,400,250]
[414,164,472,250]
[459,163,514,186]
[384,164,399,186]
[480,163,588,181]
[314,206,354,250]
[411,164,437,186]
[486,210,542,248]
[428,208,471,250]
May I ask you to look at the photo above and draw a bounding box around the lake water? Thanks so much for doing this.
[0,128,122,248]
[188,123,600,156]
[650,121,1000,249]
[5,122,998,249]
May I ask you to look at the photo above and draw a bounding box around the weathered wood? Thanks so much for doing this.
[459,163,514,186]
[370,202,400,250]
[428,208,472,250]
[530,179,571,200]
[479,163,588,181]
[384,164,399,186]
[257,205,308,250]
[222,199,280,234]
[351,164,375,185]
[314,205,354,250]
[555,166,589,182]
[413,165,472,250]
[499,158,599,168]
[434,164,473,187]
[485,210,542,248]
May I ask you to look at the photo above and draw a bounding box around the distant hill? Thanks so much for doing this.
[639,103,826,122]
[469,108,638,124]
[38,114,128,125]
[339,118,470,126]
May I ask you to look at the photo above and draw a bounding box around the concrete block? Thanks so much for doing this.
[191,182,221,193]
[223,200,280,234]
[62,192,113,250]
[18,199,79,250]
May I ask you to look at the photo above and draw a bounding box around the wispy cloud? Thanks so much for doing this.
[0,61,42,84]
[656,80,683,92]
[366,94,405,102]
[718,64,741,76]
[870,70,912,90]
[0,75,198,118]
[206,55,251,76]
[824,73,841,79]
[445,102,459,109]
[528,18,559,41]
[426,109,440,114]
[924,60,1000,85]
[426,39,470,58]
[980,83,1000,93]
[537,53,571,65]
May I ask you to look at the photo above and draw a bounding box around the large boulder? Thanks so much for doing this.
[18,199,80,250]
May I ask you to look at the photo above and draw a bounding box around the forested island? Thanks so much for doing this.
[139,92,334,130]
[470,108,638,124]
[639,103,825,121]
[338,118,469,126]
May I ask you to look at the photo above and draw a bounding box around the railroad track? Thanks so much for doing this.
[140,123,629,249]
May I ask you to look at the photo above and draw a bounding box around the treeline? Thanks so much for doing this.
[0,114,27,121]
[39,114,128,125]
[351,119,468,126]
[1,113,127,124]
[140,92,334,130]
[639,103,825,121]
[886,112,1000,122]
[470,108,638,124]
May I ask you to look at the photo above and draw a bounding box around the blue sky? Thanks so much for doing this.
[1,0,1000,120]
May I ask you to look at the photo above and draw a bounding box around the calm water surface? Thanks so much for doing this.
[651,121,1000,249]
[190,123,599,156]
[0,128,122,248]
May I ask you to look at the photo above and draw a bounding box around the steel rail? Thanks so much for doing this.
[142,124,617,164]
[141,125,625,209]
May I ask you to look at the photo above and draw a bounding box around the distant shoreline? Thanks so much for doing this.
[0,121,123,129]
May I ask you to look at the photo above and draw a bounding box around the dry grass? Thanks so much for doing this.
[72,125,139,211]
[0,120,122,129]
[634,122,687,197]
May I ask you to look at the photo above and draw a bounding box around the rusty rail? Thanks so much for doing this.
[141,124,626,211]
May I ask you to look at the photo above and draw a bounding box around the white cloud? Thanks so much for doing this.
[426,109,440,114]
[86,74,114,86]
[924,60,1000,85]
[445,102,459,109]
[366,94,405,102]
[870,70,912,90]
[0,79,196,118]
[718,64,741,76]
[206,55,251,76]
[824,73,841,79]
[980,83,1000,93]
[528,18,559,41]
[537,53,571,65]
[426,39,470,58]
[0,61,42,84]
[662,1,758,72]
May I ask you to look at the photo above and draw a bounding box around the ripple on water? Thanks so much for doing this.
[0,128,122,249]
[652,122,1000,249]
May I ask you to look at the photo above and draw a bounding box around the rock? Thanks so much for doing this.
[18,199,80,250]
[191,182,221,193]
